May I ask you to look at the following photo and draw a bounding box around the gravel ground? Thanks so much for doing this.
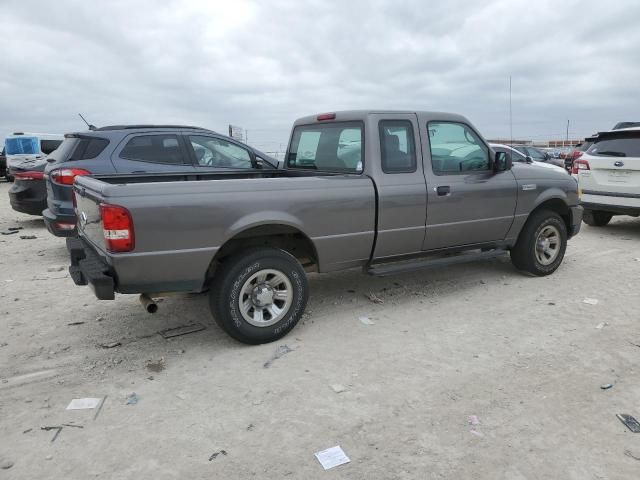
[1,179,639,479]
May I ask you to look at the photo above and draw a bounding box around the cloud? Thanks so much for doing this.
[1,0,639,152]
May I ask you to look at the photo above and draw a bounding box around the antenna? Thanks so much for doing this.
[78,113,97,131]
[509,76,513,146]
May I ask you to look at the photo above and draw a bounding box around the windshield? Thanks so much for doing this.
[5,137,39,155]
[527,148,546,160]
[587,133,640,157]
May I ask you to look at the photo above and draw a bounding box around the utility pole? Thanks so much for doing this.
[566,120,569,147]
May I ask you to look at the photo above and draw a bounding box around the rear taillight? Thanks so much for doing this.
[50,168,91,186]
[572,159,590,175]
[13,171,44,181]
[99,203,134,253]
[573,151,583,161]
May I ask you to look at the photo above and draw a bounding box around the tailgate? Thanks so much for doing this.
[73,177,109,252]
[580,154,640,194]
[579,132,640,195]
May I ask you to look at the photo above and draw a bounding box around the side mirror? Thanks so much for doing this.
[494,151,512,172]
[525,155,533,164]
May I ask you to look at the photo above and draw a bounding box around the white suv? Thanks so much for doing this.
[574,127,640,226]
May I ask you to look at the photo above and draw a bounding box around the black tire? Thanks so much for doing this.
[583,209,613,227]
[209,247,308,345]
[510,209,568,276]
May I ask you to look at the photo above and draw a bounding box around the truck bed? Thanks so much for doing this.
[73,172,377,293]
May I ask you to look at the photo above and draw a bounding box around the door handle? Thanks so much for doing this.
[436,186,451,196]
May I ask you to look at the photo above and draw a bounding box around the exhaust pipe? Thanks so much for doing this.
[139,294,158,314]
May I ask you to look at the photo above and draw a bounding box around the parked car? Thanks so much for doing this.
[0,148,6,180]
[68,110,582,345]
[8,158,48,215]
[491,144,568,173]
[4,132,64,181]
[566,135,598,171]
[512,145,565,169]
[43,125,279,237]
[574,127,640,226]
[613,122,640,130]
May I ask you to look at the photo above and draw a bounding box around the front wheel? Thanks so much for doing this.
[583,209,612,227]
[510,210,568,276]
[209,247,308,345]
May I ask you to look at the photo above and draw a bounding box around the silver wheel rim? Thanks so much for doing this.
[239,269,293,327]
[535,225,561,266]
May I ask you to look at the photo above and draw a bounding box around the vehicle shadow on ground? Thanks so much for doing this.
[305,256,518,310]
[594,217,640,238]
[12,217,46,229]
[86,257,518,353]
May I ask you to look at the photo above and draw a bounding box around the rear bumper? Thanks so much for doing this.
[9,181,47,215]
[568,205,583,238]
[67,237,115,300]
[581,202,640,216]
[43,208,77,237]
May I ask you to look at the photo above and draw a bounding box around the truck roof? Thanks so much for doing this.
[292,110,470,126]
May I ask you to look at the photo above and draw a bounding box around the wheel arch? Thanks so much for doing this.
[530,196,571,232]
[204,222,319,285]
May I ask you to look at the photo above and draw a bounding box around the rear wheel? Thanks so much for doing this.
[583,209,613,227]
[209,247,308,345]
[511,209,567,276]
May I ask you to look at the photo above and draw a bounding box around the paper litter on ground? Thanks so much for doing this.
[358,316,375,325]
[314,445,350,470]
[583,298,599,305]
[66,398,103,410]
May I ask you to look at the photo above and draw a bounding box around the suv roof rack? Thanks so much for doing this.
[94,125,215,132]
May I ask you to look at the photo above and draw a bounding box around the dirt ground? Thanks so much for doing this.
[0,180,639,480]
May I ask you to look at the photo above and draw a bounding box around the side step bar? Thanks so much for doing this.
[366,249,508,277]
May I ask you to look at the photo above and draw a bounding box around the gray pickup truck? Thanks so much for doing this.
[68,110,582,344]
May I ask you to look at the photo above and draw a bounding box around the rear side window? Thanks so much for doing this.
[587,133,640,157]
[120,134,186,164]
[40,140,63,155]
[379,120,416,173]
[287,122,363,173]
[68,138,109,161]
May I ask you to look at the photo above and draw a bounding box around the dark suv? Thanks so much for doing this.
[43,125,279,237]
[0,148,6,179]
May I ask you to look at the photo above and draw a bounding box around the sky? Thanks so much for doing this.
[2,0,640,153]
